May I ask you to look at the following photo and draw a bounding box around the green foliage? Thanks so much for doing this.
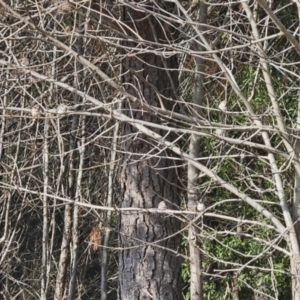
[181,259,191,284]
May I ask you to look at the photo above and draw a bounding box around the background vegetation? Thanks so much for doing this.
[0,0,300,299]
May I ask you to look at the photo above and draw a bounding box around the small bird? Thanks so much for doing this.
[196,202,205,212]
[158,201,167,210]
[20,57,29,67]
[215,128,225,137]
[57,2,72,14]
[31,104,41,119]
[218,100,227,111]
[189,0,200,13]
[56,104,67,117]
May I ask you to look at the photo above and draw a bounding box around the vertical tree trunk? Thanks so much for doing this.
[119,2,182,299]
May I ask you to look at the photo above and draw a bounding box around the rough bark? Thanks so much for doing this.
[119,2,182,299]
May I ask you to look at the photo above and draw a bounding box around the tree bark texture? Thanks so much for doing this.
[119,2,182,300]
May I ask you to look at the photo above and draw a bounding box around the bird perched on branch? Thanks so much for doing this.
[158,201,167,210]
[197,202,205,213]
[31,104,41,119]
[189,0,201,13]
[218,100,227,112]
[57,104,67,117]
[20,57,29,67]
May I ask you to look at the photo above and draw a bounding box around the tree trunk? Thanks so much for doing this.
[119,2,182,299]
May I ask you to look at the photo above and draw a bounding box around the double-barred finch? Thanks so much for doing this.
[215,128,225,137]
[57,2,72,14]
[31,104,41,119]
[57,104,67,117]
[20,57,29,67]
[158,201,167,210]
[218,100,227,112]
[196,202,205,213]
[189,0,200,13]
